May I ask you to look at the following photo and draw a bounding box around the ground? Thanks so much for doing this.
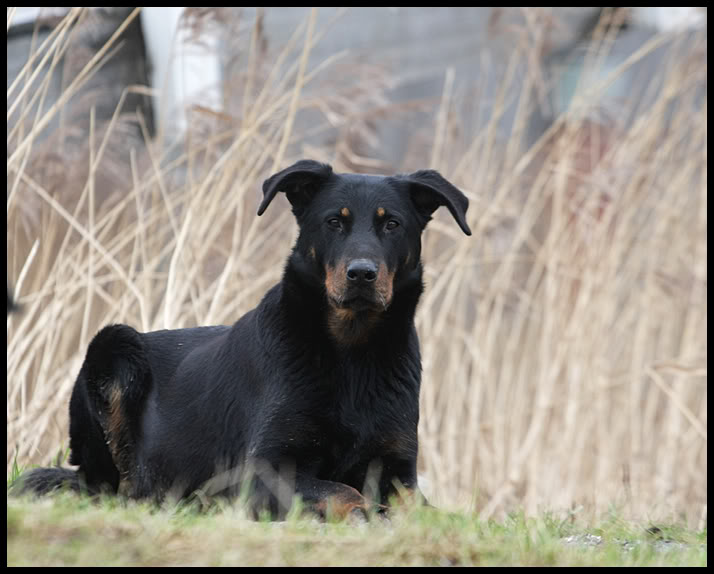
[6,491,707,567]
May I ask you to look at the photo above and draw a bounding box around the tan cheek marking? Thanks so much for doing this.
[376,207,385,218]
[341,207,350,217]
[325,262,347,300]
[375,263,394,308]
[325,266,335,297]
[309,246,316,260]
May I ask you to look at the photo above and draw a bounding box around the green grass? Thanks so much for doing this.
[7,490,706,566]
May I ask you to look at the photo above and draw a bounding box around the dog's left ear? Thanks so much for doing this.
[258,160,333,216]
[398,170,472,236]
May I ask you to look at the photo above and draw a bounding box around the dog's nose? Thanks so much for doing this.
[346,259,378,283]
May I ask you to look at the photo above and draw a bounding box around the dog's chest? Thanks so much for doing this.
[324,366,415,451]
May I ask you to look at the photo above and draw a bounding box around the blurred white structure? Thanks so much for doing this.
[141,7,222,142]
[630,7,706,31]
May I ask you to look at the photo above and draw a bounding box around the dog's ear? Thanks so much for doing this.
[398,169,471,235]
[258,160,333,216]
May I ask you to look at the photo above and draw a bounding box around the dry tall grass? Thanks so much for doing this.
[7,8,707,526]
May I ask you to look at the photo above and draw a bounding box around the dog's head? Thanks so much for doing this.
[258,160,471,342]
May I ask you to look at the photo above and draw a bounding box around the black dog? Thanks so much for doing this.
[18,160,471,518]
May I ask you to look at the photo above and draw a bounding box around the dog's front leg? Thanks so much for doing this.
[293,474,374,520]
[247,461,371,520]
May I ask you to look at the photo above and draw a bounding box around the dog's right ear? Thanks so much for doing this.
[258,160,333,216]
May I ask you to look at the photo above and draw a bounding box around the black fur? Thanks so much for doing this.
[15,160,471,518]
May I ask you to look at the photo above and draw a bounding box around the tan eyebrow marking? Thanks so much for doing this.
[376,207,385,218]
[341,207,350,217]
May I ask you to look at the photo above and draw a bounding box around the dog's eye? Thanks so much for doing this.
[327,218,342,230]
[386,220,400,230]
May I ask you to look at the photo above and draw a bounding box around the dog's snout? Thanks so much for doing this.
[346,259,378,283]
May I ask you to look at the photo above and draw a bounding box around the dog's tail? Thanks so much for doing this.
[10,467,96,497]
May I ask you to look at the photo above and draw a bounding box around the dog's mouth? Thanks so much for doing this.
[329,291,387,313]
[326,292,386,346]
[324,262,393,313]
